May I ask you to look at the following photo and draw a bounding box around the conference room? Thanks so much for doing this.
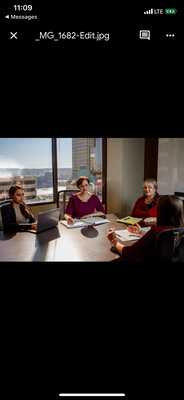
[0,137,184,262]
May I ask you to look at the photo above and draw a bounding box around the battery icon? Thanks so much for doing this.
[165,8,177,14]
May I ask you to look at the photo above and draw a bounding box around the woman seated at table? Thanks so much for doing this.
[64,176,105,224]
[1,185,37,231]
[107,195,184,262]
[130,178,160,224]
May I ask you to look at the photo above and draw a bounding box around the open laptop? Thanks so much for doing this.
[27,208,60,234]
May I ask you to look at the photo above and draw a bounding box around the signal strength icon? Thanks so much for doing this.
[144,9,153,14]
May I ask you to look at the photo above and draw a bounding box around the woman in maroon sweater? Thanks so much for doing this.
[64,176,105,224]
[107,195,184,262]
[131,178,160,224]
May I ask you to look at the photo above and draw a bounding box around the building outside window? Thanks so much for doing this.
[0,138,53,203]
[57,138,103,217]
[0,138,104,213]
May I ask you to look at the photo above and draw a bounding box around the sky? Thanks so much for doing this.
[0,138,72,169]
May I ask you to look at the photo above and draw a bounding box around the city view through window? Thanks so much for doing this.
[0,138,103,208]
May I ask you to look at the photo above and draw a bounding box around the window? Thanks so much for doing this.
[157,138,184,195]
[57,138,104,216]
[0,138,53,203]
[0,138,106,209]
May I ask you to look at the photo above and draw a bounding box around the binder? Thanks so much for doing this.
[117,216,143,225]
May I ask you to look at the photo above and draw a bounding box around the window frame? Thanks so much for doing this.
[26,138,107,209]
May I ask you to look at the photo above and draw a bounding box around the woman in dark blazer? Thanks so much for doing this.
[1,185,37,231]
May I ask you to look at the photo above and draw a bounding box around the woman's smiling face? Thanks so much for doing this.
[143,182,156,198]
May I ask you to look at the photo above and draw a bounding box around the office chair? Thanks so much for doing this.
[0,200,11,206]
[153,228,184,262]
[57,189,79,220]
[0,200,11,230]
[177,235,184,262]
[174,192,184,210]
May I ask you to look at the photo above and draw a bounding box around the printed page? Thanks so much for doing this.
[60,219,86,228]
[115,229,142,242]
[81,217,109,225]
[115,227,151,241]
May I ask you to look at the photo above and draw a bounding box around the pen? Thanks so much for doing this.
[108,229,121,238]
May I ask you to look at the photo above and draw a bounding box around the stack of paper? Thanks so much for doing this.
[115,227,151,242]
[115,230,141,242]
[60,216,109,229]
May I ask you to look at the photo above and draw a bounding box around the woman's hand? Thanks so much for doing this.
[107,228,117,242]
[31,222,37,229]
[66,216,74,224]
[107,229,124,255]
[127,222,141,234]
[127,223,146,237]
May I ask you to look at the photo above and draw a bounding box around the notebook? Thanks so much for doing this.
[27,208,60,233]
[117,216,143,225]
[115,227,151,242]
[60,216,109,228]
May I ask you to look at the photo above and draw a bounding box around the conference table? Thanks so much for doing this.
[0,214,139,262]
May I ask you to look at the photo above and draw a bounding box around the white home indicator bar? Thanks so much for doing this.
[59,395,125,397]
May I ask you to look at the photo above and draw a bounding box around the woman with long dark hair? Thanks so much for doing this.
[107,195,184,262]
[1,185,37,231]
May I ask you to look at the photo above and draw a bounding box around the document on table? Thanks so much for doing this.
[60,219,86,228]
[60,217,109,228]
[81,216,109,226]
[115,227,151,242]
[117,216,143,225]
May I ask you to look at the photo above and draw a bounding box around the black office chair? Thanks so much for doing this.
[174,192,184,208]
[174,191,184,199]
[0,200,11,206]
[57,189,79,220]
[177,235,184,262]
[153,228,184,262]
[0,200,11,230]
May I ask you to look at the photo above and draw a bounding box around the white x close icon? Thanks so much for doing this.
[10,32,17,39]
